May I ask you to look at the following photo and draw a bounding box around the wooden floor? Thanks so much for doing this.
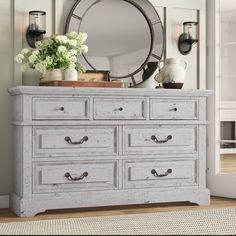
[0,197,236,223]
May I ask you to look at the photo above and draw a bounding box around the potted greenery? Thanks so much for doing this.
[14,31,88,81]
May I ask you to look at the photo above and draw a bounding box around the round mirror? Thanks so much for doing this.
[65,0,164,87]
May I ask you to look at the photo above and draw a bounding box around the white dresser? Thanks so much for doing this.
[9,86,212,217]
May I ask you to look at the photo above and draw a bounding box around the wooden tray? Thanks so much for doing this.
[39,80,125,88]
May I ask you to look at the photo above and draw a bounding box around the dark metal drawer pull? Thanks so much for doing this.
[65,136,88,145]
[59,107,65,111]
[170,108,178,111]
[118,107,123,111]
[65,172,88,181]
[151,169,172,178]
[151,135,172,143]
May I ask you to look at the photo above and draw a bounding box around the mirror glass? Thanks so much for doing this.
[65,0,164,86]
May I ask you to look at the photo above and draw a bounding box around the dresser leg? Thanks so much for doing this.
[10,193,46,217]
[189,189,211,206]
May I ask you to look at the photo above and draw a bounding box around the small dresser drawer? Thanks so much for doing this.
[150,99,198,120]
[32,97,89,120]
[33,126,118,157]
[33,160,118,193]
[94,98,146,120]
[123,159,197,189]
[123,126,197,155]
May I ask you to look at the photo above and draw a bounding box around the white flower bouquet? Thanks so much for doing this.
[15,31,88,75]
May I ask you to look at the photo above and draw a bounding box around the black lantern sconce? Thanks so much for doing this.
[178,21,199,55]
[26,11,46,48]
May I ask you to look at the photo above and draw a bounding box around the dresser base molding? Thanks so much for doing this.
[10,189,210,217]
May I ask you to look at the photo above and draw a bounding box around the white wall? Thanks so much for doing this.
[0,0,206,208]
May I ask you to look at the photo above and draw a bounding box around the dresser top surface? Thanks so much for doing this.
[8,86,213,97]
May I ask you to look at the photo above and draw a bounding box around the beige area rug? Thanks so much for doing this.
[0,208,236,235]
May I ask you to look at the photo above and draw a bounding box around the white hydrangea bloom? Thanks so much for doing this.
[71,56,77,62]
[28,54,38,63]
[42,39,52,47]
[76,47,82,55]
[66,31,78,39]
[35,62,47,74]
[70,49,78,56]
[80,33,88,43]
[77,33,88,45]
[63,52,70,60]
[46,56,53,65]
[68,39,77,47]
[14,54,24,63]
[58,46,67,54]
[56,35,68,44]
[32,50,40,56]
[21,48,29,55]
[35,41,42,48]
[81,45,88,54]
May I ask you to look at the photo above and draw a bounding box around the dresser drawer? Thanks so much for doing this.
[123,126,198,155]
[33,160,118,193]
[94,98,146,120]
[32,97,89,120]
[150,99,198,120]
[123,159,197,189]
[33,126,118,157]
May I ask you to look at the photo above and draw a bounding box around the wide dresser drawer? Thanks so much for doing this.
[32,97,89,120]
[33,126,118,157]
[33,160,118,193]
[94,98,146,120]
[123,159,197,189]
[150,99,198,120]
[123,126,198,155]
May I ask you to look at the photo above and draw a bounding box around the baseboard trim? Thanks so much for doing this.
[0,195,9,208]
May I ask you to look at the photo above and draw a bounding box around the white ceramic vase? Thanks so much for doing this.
[64,68,78,81]
[41,69,63,82]
[154,58,187,88]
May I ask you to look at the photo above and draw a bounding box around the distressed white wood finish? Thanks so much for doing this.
[32,97,90,120]
[150,99,199,120]
[123,159,197,189]
[8,86,211,217]
[33,160,119,193]
[94,98,147,120]
[33,126,118,157]
[123,125,198,155]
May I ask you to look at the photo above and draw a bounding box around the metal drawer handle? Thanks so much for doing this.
[151,135,172,143]
[151,169,172,178]
[65,172,88,181]
[118,107,123,111]
[170,107,178,112]
[60,107,65,111]
[65,136,88,145]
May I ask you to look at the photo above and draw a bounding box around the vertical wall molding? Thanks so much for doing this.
[198,4,206,89]
[54,0,64,34]
[13,0,24,86]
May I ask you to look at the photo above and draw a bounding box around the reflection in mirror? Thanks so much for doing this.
[65,0,164,87]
